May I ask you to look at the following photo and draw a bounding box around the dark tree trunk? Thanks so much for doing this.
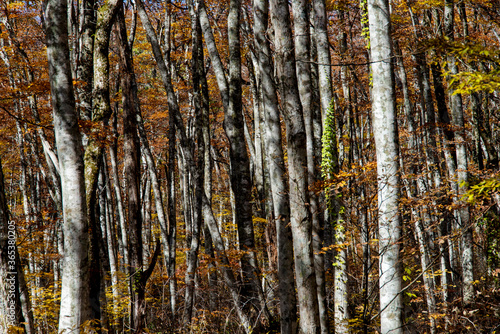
[84,0,121,327]
[117,8,145,331]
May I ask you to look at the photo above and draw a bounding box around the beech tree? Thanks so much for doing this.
[368,0,403,332]
[44,0,91,331]
[253,0,297,331]
[270,0,320,331]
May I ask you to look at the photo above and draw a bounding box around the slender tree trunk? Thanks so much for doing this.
[312,0,333,121]
[291,1,328,332]
[84,0,121,326]
[166,107,177,320]
[117,10,145,331]
[224,0,263,311]
[331,10,351,333]
[183,0,205,322]
[367,0,403,332]
[108,111,129,274]
[102,158,120,331]
[44,0,91,331]
[395,41,437,334]
[199,22,217,312]
[444,0,474,304]
[247,59,266,217]
[270,0,320,331]
[161,1,177,317]
[253,0,297,331]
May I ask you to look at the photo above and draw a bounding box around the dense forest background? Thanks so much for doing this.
[1,0,500,333]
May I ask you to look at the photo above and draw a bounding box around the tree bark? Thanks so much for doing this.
[183,0,205,323]
[444,0,474,304]
[291,2,328,332]
[270,0,320,331]
[253,0,298,331]
[76,0,95,121]
[117,8,146,331]
[161,1,177,317]
[44,0,91,331]
[84,0,121,326]
[367,0,404,332]
[224,0,263,310]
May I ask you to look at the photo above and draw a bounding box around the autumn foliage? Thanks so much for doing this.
[1,0,500,333]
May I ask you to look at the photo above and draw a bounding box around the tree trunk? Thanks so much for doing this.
[183,0,205,322]
[117,9,145,331]
[367,0,404,332]
[312,0,333,121]
[224,0,263,311]
[331,10,350,333]
[270,0,320,331]
[102,158,120,331]
[84,0,121,326]
[291,1,328,332]
[161,1,177,317]
[44,0,91,331]
[444,0,474,304]
[108,111,129,274]
[253,0,298,331]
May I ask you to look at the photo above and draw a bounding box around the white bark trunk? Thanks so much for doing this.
[45,0,91,331]
[444,0,474,304]
[367,0,403,332]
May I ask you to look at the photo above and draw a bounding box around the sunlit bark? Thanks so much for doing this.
[253,0,297,331]
[368,0,403,332]
[270,0,320,331]
[44,0,91,331]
